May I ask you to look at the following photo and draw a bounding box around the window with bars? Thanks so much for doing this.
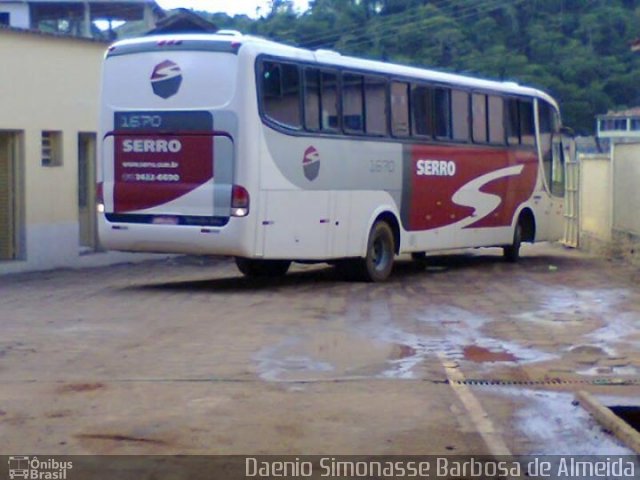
[42,131,63,167]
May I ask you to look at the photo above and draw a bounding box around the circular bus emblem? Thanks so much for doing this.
[151,60,182,99]
[303,146,320,181]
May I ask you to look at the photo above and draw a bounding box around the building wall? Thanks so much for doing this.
[612,143,640,236]
[579,154,612,243]
[0,4,30,28]
[578,146,640,264]
[0,29,166,273]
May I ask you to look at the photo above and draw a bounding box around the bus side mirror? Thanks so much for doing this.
[560,126,575,138]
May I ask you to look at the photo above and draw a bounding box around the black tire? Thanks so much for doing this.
[411,251,427,261]
[359,221,395,282]
[503,221,523,263]
[235,257,291,278]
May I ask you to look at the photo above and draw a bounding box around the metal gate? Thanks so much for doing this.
[562,148,580,248]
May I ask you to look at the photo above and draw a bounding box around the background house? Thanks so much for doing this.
[0,1,179,274]
[0,0,163,39]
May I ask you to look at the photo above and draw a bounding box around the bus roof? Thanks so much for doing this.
[109,33,558,109]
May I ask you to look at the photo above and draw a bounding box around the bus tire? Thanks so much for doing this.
[360,221,395,282]
[503,220,523,263]
[235,257,291,278]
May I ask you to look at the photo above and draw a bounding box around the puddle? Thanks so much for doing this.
[490,388,635,454]
[513,286,638,351]
[254,331,393,382]
[463,345,518,363]
[391,344,417,359]
[585,311,640,348]
[368,303,553,379]
[254,337,334,382]
[254,286,638,382]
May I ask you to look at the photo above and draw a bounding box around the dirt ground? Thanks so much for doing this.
[0,243,638,456]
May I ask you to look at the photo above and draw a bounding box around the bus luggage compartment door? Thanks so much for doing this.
[105,130,234,224]
[262,190,331,259]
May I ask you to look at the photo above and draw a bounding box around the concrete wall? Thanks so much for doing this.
[611,143,640,264]
[612,143,640,235]
[579,154,612,241]
[578,145,640,264]
[0,29,166,274]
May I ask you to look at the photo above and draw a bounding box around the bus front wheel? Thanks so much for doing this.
[235,258,291,278]
[503,221,523,263]
[360,221,395,282]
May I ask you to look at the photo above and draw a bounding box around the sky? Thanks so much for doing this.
[155,0,311,18]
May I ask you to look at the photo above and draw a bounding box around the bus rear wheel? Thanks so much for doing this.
[503,221,523,263]
[360,221,395,282]
[235,258,291,278]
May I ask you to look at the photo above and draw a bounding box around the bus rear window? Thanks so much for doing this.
[261,61,302,129]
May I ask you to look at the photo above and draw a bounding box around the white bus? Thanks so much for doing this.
[97,32,568,282]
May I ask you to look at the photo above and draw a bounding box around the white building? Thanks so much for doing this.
[596,107,640,146]
[0,0,162,39]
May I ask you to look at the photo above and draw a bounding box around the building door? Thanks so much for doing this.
[0,133,17,260]
[78,133,98,250]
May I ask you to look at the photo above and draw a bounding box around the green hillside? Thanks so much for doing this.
[202,0,640,134]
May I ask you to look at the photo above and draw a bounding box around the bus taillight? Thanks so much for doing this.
[231,185,250,217]
[96,182,105,213]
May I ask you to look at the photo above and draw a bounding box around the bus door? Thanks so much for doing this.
[104,112,234,224]
[546,132,570,240]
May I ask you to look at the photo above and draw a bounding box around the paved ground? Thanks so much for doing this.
[0,243,638,456]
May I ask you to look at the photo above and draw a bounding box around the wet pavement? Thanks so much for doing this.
[0,243,638,455]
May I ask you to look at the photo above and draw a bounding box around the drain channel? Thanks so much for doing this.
[610,406,640,433]
[442,378,640,387]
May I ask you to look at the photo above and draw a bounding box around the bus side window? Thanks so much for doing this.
[451,90,470,142]
[321,71,339,132]
[261,61,302,129]
[411,84,434,137]
[472,93,488,143]
[391,81,410,137]
[342,73,364,133]
[434,87,452,139]
[505,98,520,145]
[519,100,535,146]
[365,76,388,136]
[488,95,505,144]
[539,100,564,196]
[304,68,321,131]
